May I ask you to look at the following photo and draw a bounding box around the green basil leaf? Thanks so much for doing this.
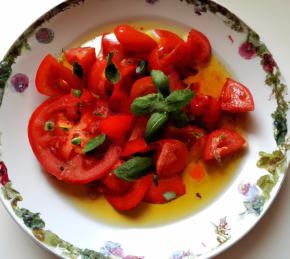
[145,112,168,141]
[131,93,165,115]
[165,89,195,112]
[151,70,170,96]
[44,121,55,131]
[113,157,153,181]
[105,52,120,84]
[73,61,83,79]
[82,134,106,153]
[71,137,82,145]
[136,60,150,76]
[72,89,82,98]
[171,110,191,128]
[163,192,177,201]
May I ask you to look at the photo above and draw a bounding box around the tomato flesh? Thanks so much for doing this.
[105,174,152,211]
[114,25,157,53]
[35,54,81,96]
[203,128,246,161]
[144,175,185,204]
[220,78,255,112]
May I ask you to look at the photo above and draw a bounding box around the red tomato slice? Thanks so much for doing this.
[203,128,246,161]
[100,114,134,141]
[130,76,157,101]
[188,135,207,162]
[153,139,187,178]
[64,47,96,75]
[108,84,131,113]
[220,78,255,112]
[35,54,81,96]
[189,94,221,130]
[99,160,132,195]
[149,30,186,74]
[122,138,149,157]
[28,93,121,184]
[101,33,122,57]
[168,71,185,91]
[128,116,148,141]
[88,58,113,99]
[144,175,185,204]
[185,29,212,65]
[105,174,152,211]
[114,25,157,53]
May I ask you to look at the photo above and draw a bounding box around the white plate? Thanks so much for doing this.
[0,0,289,258]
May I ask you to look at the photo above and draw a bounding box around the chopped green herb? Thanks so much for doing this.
[82,134,106,153]
[145,112,168,141]
[113,157,153,182]
[44,121,55,131]
[94,113,105,117]
[73,61,83,79]
[151,70,170,96]
[71,137,82,145]
[105,52,120,84]
[136,60,149,76]
[72,89,82,98]
[163,192,177,201]
[153,174,159,186]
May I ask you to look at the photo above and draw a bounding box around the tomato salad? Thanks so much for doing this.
[28,25,254,211]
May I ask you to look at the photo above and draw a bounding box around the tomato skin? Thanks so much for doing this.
[28,94,122,184]
[189,94,221,129]
[64,47,96,75]
[153,139,187,178]
[100,114,134,141]
[220,78,255,112]
[144,175,185,204]
[88,59,113,99]
[185,29,212,65]
[129,116,148,141]
[203,128,246,161]
[188,135,207,162]
[108,84,131,113]
[122,138,149,157]
[105,174,152,211]
[168,71,185,91]
[130,76,157,101]
[149,30,186,74]
[35,54,81,96]
[101,33,122,57]
[114,25,157,53]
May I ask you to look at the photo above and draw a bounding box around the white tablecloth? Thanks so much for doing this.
[0,1,289,258]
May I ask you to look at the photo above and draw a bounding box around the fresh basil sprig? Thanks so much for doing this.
[131,89,195,115]
[113,157,153,182]
[82,134,106,153]
[145,112,169,141]
[151,70,170,97]
[105,52,120,84]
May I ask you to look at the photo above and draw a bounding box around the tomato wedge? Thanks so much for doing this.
[64,47,96,75]
[28,93,121,184]
[185,29,212,65]
[220,78,255,112]
[35,54,81,96]
[100,114,134,141]
[99,160,132,195]
[153,139,187,178]
[122,138,149,157]
[144,175,185,204]
[88,58,113,99]
[130,76,157,101]
[203,128,246,161]
[114,25,157,53]
[105,174,152,211]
